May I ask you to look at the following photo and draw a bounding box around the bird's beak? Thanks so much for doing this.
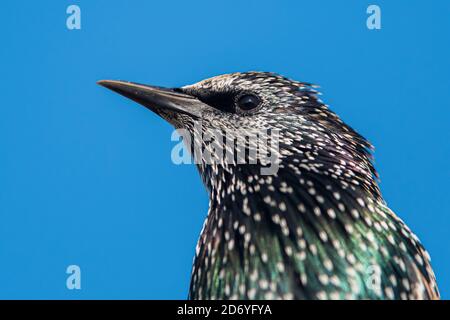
[97,80,206,118]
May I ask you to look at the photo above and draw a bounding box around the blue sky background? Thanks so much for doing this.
[0,1,449,299]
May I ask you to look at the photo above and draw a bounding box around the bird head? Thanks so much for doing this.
[98,71,378,198]
[98,72,342,133]
[98,72,308,126]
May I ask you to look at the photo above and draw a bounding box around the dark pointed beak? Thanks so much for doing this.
[97,80,206,118]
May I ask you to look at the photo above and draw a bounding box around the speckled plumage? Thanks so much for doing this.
[100,72,440,300]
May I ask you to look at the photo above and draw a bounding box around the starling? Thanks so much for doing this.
[98,72,439,300]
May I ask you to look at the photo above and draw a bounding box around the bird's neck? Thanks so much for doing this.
[188,126,389,299]
[187,118,438,300]
[189,157,388,299]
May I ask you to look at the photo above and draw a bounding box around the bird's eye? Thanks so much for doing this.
[236,94,261,111]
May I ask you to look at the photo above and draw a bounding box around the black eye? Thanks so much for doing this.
[236,94,261,111]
